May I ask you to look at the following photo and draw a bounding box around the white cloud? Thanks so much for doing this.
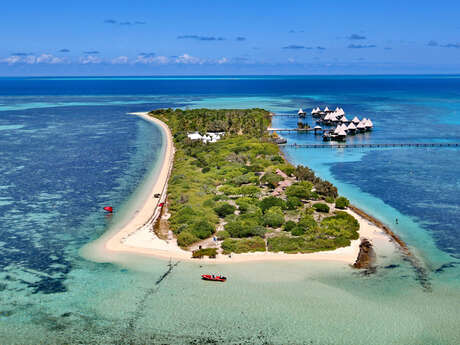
[1,56,22,65]
[79,55,102,64]
[217,57,228,64]
[36,54,65,64]
[135,54,169,64]
[175,54,202,64]
[112,56,129,64]
[1,53,65,65]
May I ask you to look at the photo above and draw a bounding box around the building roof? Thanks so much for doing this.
[352,116,360,124]
[347,122,357,130]
[298,108,305,114]
[324,106,330,112]
[341,115,349,123]
[334,126,341,134]
[365,119,373,127]
[337,128,347,136]
[341,123,348,131]
[357,121,366,129]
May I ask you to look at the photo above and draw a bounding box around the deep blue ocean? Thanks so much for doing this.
[1,76,460,344]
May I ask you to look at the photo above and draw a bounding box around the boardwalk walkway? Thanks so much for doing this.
[281,142,460,149]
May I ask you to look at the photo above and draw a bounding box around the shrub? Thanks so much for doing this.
[225,219,266,238]
[192,248,217,258]
[202,166,210,173]
[260,172,283,188]
[313,203,330,213]
[260,196,286,213]
[285,181,313,199]
[263,206,285,228]
[219,185,240,196]
[314,180,338,198]
[221,237,266,254]
[284,220,296,232]
[189,220,215,239]
[267,235,338,253]
[235,197,259,213]
[177,231,199,247]
[271,155,284,163]
[286,196,302,210]
[279,164,295,176]
[291,226,306,236]
[335,196,350,209]
[297,215,319,233]
[240,185,260,197]
[320,211,359,240]
[214,202,236,217]
[232,173,253,186]
[325,196,335,204]
[294,165,318,183]
[216,230,230,240]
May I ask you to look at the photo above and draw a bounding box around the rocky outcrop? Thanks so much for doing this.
[353,238,376,269]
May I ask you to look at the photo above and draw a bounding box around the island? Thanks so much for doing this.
[90,108,396,265]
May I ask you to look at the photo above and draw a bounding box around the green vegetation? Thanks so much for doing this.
[150,108,358,255]
[260,196,286,213]
[192,248,218,258]
[335,196,350,209]
[284,220,296,232]
[221,237,266,254]
[313,203,330,213]
[262,206,285,228]
[214,202,236,217]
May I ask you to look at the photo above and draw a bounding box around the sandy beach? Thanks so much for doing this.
[102,112,176,254]
[95,112,397,264]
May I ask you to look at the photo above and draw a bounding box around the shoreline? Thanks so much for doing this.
[93,111,400,265]
[103,112,176,254]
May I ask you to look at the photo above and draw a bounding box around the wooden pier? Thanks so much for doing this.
[281,142,460,149]
[270,114,299,117]
[268,127,323,132]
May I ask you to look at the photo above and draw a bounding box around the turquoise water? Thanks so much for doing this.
[1,76,460,344]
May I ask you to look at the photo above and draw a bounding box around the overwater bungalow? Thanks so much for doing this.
[324,106,332,113]
[313,125,322,134]
[340,123,348,132]
[333,127,347,141]
[352,116,360,125]
[365,119,373,130]
[298,108,306,117]
[340,115,350,124]
[357,121,366,133]
[330,114,339,124]
[347,122,357,134]
[312,107,322,118]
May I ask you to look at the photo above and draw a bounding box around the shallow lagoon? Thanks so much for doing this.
[1,76,460,344]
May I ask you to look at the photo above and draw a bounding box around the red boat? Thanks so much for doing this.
[201,274,227,282]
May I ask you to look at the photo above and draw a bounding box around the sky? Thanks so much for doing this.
[1,0,460,75]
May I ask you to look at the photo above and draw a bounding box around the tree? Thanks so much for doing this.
[260,196,286,213]
[190,220,215,239]
[260,172,283,188]
[177,231,199,247]
[313,203,330,213]
[214,202,236,217]
[286,196,303,210]
[294,165,318,183]
[335,196,350,209]
[285,181,313,199]
[263,206,285,228]
[314,180,338,198]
